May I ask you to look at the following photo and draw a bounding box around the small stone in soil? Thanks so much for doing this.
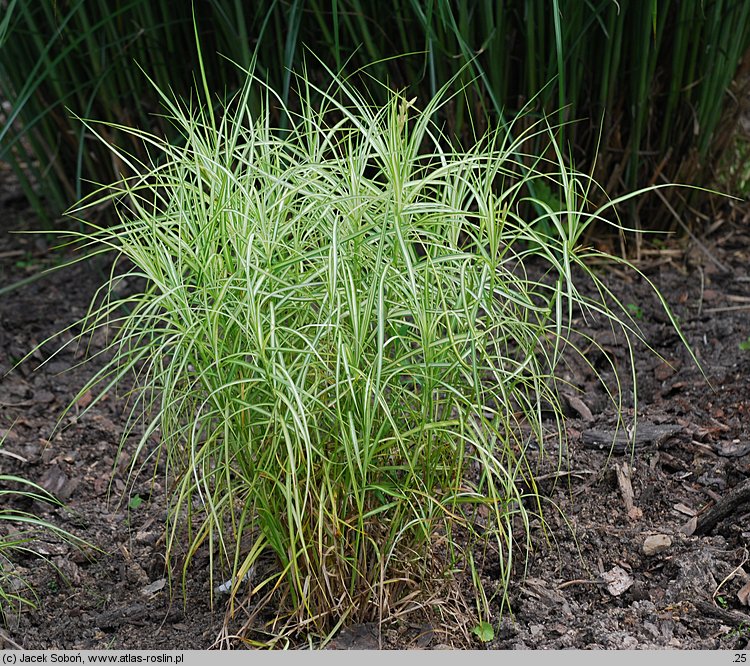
[643,534,672,556]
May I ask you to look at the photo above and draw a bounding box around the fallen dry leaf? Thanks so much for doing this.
[673,503,697,517]
[601,566,634,596]
[680,516,698,536]
[140,577,167,598]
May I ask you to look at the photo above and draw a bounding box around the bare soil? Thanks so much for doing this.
[1,162,749,650]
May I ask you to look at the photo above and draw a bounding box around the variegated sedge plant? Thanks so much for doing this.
[55,63,688,644]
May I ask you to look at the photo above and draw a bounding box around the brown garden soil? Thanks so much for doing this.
[1,160,750,651]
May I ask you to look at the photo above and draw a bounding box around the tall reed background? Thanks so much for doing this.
[2,0,749,225]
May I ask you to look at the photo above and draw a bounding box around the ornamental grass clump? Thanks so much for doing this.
[62,68,662,640]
